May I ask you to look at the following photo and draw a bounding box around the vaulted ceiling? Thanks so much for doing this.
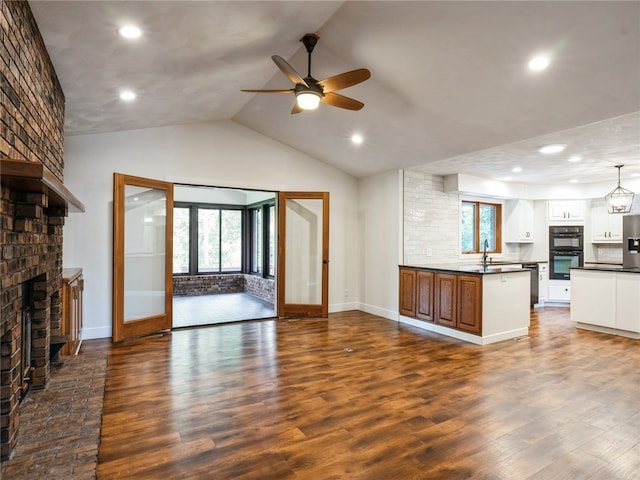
[29,1,640,184]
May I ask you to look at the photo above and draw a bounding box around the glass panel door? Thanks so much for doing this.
[113,173,173,342]
[278,192,329,318]
[124,185,167,321]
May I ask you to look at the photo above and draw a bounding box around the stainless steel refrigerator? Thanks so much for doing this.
[623,214,640,268]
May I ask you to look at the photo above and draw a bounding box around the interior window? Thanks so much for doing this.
[198,208,221,272]
[173,207,190,274]
[173,200,274,277]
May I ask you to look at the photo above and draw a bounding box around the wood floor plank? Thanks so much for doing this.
[97,308,640,479]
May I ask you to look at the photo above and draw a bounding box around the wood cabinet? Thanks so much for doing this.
[399,268,417,317]
[398,266,530,344]
[400,268,481,333]
[416,270,434,322]
[434,273,457,327]
[590,200,623,243]
[61,268,83,356]
[505,199,535,243]
[457,275,482,334]
[548,200,586,222]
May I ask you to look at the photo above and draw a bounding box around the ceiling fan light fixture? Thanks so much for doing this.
[296,91,321,110]
[605,165,635,214]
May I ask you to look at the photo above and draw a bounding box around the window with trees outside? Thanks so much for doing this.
[248,202,275,278]
[460,201,502,254]
[173,201,275,278]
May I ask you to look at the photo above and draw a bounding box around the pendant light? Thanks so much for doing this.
[605,165,634,214]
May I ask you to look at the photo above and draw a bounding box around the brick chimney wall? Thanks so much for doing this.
[1,1,66,459]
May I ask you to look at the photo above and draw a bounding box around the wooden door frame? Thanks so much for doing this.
[277,191,329,318]
[112,173,173,342]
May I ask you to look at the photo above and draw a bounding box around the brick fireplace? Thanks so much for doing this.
[0,1,78,459]
[0,196,66,458]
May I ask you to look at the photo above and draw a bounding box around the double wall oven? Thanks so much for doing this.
[549,225,584,279]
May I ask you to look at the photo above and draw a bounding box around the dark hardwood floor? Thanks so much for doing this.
[97,308,640,479]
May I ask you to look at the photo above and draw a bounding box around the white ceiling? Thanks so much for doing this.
[29,1,640,184]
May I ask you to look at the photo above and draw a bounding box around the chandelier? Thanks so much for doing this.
[605,165,634,214]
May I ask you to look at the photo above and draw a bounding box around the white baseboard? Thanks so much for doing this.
[358,303,397,321]
[576,322,640,339]
[398,315,529,345]
[329,301,360,313]
[81,326,111,340]
[539,301,570,307]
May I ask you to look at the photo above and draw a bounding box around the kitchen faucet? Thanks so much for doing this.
[482,238,489,266]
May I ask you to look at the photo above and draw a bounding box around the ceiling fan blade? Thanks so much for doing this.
[272,55,308,87]
[241,89,294,94]
[318,68,371,93]
[291,103,303,115]
[321,92,364,111]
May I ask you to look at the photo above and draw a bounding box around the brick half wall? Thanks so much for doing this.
[173,274,275,304]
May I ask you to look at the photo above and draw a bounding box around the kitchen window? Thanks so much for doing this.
[460,201,502,254]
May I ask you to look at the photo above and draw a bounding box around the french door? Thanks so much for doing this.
[112,173,173,342]
[277,192,329,318]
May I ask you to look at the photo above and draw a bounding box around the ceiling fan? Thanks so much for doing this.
[242,33,371,114]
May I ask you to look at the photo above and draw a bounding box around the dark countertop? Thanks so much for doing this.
[481,260,548,265]
[400,264,532,275]
[573,265,640,274]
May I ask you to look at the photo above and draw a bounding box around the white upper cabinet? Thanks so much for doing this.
[548,200,586,222]
[590,200,623,242]
[505,199,535,242]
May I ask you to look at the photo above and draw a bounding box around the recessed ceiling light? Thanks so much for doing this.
[569,179,579,184]
[118,25,142,39]
[538,143,566,154]
[501,176,512,182]
[568,156,582,163]
[119,90,136,101]
[528,55,550,71]
[351,133,363,145]
[512,167,523,173]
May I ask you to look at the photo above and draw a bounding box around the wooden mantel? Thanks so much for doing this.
[0,158,85,213]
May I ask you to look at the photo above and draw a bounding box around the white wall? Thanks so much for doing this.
[404,171,461,264]
[404,171,540,265]
[62,120,360,339]
[357,170,402,320]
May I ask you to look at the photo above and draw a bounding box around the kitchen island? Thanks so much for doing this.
[571,265,640,339]
[399,264,531,345]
